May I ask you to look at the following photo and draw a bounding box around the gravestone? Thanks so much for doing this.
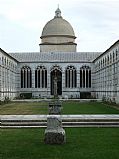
[44,116,66,144]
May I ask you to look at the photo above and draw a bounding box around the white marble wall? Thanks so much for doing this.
[40,44,76,53]
[18,62,92,98]
[41,36,75,44]
[93,42,119,103]
[1,41,119,101]
[0,49,18,100]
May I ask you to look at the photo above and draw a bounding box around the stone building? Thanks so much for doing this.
[0,8,119,103]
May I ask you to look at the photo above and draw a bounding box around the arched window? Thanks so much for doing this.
[113,51,115,62]
[5,57,6,65]
[35,66,47,88]
[21,66,32,88]
[116,49,118,61]
[99,61,100,69]
[101,60,103,68]
[107,55,109,65]
[2,56,4,65]
[110,54,112,63]
[103,58,105,67]
[80,66,91,88]
[65,66,77,88]
[104,57,106,66]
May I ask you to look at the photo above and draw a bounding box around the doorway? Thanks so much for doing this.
[51,69,62,95]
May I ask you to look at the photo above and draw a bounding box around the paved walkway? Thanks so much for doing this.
[1,114,119,120]
[1,115,119,128]
[12,99,102,102]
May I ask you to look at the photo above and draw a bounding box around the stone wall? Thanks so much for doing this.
[0,49,18,100]
[18,62,92,99]
[40,44,76,52]
[93,41,119,103]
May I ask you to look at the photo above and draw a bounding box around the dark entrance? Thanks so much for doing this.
[80,92,91,99]
[51,69,62,95]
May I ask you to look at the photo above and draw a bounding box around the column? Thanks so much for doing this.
[28,69,30,88]
[88,69,89,88]
[62,71,65,95]
[40,70,42,88]
[85,69,86,88]
[82,70,83,88]
[25,69,27,88]
[37,69,38,88]
[70,70,72,88]
[32,68,35,88]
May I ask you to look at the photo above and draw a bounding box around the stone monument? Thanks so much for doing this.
[44,70,66,144]
[44,116,66,144]
[49,70,62,115]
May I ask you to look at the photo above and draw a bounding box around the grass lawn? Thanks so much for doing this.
[0,101,119,115]
[63,101,119,114]
[0,102,48,115]
[1,128,119,159]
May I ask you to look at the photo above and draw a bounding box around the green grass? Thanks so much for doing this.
[0,101,119,115]
[1,128,119,159]
[0,102,48,115]
[63,101,119,114]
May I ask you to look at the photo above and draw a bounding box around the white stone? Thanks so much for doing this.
[0,8,119,103]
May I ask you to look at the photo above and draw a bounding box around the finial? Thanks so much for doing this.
[55,5,62,18]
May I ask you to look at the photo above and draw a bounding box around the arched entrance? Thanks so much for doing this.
[51,68,62,95]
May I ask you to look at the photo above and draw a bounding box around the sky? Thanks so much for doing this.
[0,0,119,53]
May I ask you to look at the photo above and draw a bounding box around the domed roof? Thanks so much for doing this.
[41,8,76,38]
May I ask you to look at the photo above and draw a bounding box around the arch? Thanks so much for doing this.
[21,66,32,88]
[105,57,107,66]
[116,49,118,61]
[35,66,47,88]
[65,66,77,88]
[107,55,109,65]
[50,65,62,72]
[101,60,103,68]
[50,66,62,95]
[113,51,115,62]
[110,54,112,63]
[2,56,4,65]
[80,65,91,88]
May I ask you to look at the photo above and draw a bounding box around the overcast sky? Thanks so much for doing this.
[0,0,119,53]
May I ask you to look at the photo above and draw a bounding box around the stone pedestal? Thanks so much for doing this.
[44,116,66,144]
[49,100,62,115]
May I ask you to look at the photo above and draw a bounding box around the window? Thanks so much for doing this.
[80,66,91,88]
[65,66,77,88]
[35,66,47,88]
[21,66,32,88]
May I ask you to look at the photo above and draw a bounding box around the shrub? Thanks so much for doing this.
[102,96,106,102]
[4,96,10,104]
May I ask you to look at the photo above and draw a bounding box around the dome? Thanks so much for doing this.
[41,8,76,38]
[40,7,77,53]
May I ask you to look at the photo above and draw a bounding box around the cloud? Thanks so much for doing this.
[0,0,119,52]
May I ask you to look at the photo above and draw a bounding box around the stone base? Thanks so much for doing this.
[49,101,62,115]
[44,128,66,144]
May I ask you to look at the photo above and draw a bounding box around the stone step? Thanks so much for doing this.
[1,114,119,121]
[1,115,119,128]
[2,124,119,128]
[1,121,119,128]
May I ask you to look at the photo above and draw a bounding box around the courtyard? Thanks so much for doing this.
[1,101,119,159]
[1,128,119,159]
[0,101,119,115]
